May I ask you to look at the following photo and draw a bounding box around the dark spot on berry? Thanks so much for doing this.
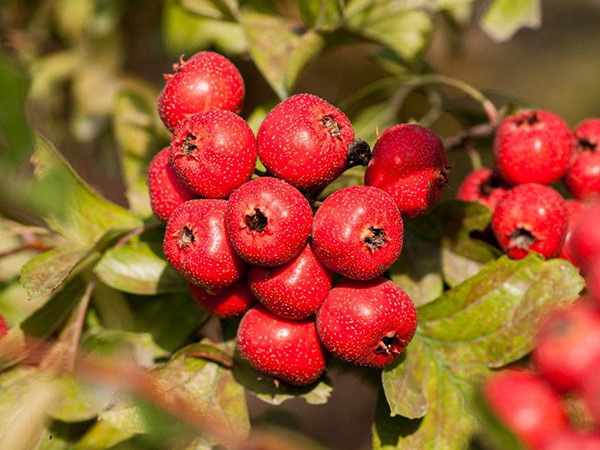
[549,317,573,337]
[322,115,341,137]
[245,208,268,233]
[365,226,387,253]
[516,112,539,127]
[578,138,597,152]
[182,134,197,156]
[509,227,537,250]
[177,225,195,249]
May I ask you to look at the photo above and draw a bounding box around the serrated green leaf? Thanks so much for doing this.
[298,0,343,30]
[481,0,541,42]
[240,0,326,99]
[390,231,443,308]
[31,136,142,245]
[94,228,186,295]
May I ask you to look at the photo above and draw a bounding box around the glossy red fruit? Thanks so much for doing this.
[226,177,312,266]
[493,110,572,185]
[571,203,600,271]
[558,200,586,267]
[456,168,510,212]
[157,51,244,132]
[0,313,7,339]
[542,430,600,450]
[582,368,600,426]
[188,279,255,318]
[491,183,567,260]
[483,371,568,450]
[164,199,247,291]
[312,186,403,280]
[248,243,332,320]
[147,148,197,222]
[364,123,448,218]
[316,278,417,368]
[566,119,600,200]
[257,93,359,192]
[533,302,600,392]
[237,305,328,386]
[587,262,600,304]
[169,110,256,199]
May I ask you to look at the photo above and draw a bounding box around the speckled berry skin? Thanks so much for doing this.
[483,371,568,450]
[491,183,567,260]
[316,278,417,368]
[169,110,256,199]
[157,51,244,132]
[571,203,600,271]
[248,242,332,320]
[493,110,572,185]
[226,177,312,266]
[164,199,246,291]
[543,430,600,450]
[257,94,355,192]
[533,302,600,392]
[147,148,197,222]
[237,305,328,386]
[312,186,403,280]
[565,118,600,200]
[456,168,510,212]
[558,200,586,267]
[364,124,448,218]
[188,279,255,318]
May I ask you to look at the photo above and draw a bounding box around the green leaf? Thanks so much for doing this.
[0,281,46,326]
[389,231,443,308]
[48,374,110,423]
[233,353,333,405]
[94,228,186,295]
[113,86,169,216]
[350,101,395,147]
[21,246,89,299]
[30,136,142,245]
[163,0,247,55]
[407,200,499,286]
[298,0,343,30]
[240,0,326,99]
[481,0,541,42]
[73,420,134,450]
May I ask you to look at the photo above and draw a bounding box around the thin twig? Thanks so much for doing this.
[0,232,52,258]
[113,222,161,250]
[444,121,499,151]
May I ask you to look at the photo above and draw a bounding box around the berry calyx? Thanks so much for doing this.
[257,94,356,192]
[316,278,417,368]
[248,242,333,320]
[565,118,600,200]
[493,110,572,185]
[312,185,403,280]
[364,123,448,218]
[164,199,247,290]
[188,279,256,318]
[157,51,244,132]
[491,183,567,260]
[147,147,197,222]
[456,167,510,212]
[169,110,256,199]
[237,305,328,386]
[226,177,313,266]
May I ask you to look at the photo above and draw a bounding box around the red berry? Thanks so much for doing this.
[157,52,244,132]
[0,313,7,339]
[248,242,332,320]
[316,278,417,368]
[364,123,448,218]
[164,199,247,291]
[169,110,256,199]
[147,148,197,222]
[312,186,403,280]
[582,368,600,426]
[483,371,568,450]
[587,262,600,304]
[226,177,312,266]
[571,203,600,271]
[565,119,600,200]
[493,110,572,185]
[456,168,510,212]
[558,200,586,267]
[237,305,328,386]
[533,302,600,392]
[491,183,567,260]
[188,279,255,318]
[543,430,600,450]
[257,94,356,192]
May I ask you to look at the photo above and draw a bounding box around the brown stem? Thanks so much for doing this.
[113,222,161,250]
[444,121,499,151]
[0,232,52,259]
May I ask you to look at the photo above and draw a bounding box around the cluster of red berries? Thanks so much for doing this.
[484,204,600,450]
[457,111,600,263]
[148,51,458,385]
